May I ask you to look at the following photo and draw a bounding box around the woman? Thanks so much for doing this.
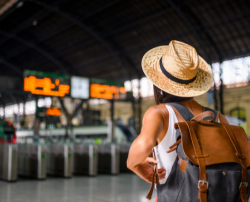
[127,40,225,201]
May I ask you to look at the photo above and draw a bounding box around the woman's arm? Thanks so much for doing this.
[127,106,168,183]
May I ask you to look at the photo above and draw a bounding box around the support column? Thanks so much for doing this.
[58,98,70,139]
[34,96,40,139]
[219,62,224,114]
[211,64,218,111]
[23,100,26,122]
[3,104,5,120]
[134,96,142,135]
[58,97,84,140]
[109,95,115,142]
[133,80,142,135]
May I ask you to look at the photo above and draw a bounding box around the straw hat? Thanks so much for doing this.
[141,40,213,97]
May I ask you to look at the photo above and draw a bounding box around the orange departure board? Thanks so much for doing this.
[46,107,61,116]
[90,84,126,100]
[24,70,70,97]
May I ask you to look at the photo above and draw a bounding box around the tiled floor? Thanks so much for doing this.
[0,174,156,202]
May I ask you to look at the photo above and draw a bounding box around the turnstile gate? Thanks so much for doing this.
[46,143,73,177]
[119,143,131,172]
[74,144,98,176]
[98,144,119,174]
[0,143,18,181]
[18,143,46,179]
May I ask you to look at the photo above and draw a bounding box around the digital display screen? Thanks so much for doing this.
[90,84,126,100]
[89,78,126,100]
[71,76,89,99]
[46,107,61,116]
[24,70,70,97]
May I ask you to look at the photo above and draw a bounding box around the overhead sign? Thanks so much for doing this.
[90,78,126,100]
[46,107,61,116]
[71,76,89,99]
[90,84,126,100]
[24,70,70,97]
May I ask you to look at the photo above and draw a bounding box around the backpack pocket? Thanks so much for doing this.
[223,170,242,202]
[176,162,224,202]
[176,162,250,202]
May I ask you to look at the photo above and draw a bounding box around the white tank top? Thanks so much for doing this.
[154,105,178,184]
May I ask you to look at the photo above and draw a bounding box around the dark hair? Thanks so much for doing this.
[153,85,192,104]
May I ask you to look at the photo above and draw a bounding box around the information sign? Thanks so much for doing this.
[24,70,70,97]
[46,107,61,116]
[90,78,126,100]
[71,76,89,99]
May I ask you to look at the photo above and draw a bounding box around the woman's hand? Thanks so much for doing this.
[133,157,166,184]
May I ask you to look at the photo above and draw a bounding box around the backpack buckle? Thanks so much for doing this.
[239,182,248,188]
[198,180,209,189]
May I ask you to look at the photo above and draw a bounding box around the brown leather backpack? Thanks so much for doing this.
[147,106,250,202]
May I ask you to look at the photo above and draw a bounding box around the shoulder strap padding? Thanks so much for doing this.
[166,102,194,121]
[165,104,185,122]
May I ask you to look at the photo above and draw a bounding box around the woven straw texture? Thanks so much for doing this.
[141,42,213,97]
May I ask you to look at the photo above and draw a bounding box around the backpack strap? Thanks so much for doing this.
[165,104,185,122]
[222,124,248,202]
[215,111,219,122]
[191,111,214,122]
[219,113,229,124]
[166,102,194,121]
[146,148,159,200]
[186,121,209,202]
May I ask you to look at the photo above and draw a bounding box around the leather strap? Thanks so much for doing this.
[178,156,187,173]
[215,112,219,123]
[167,139,181,153]
[222,124,248,202]
[146,149,159,200]
[186,122,208,202]
[219,113,229,124]
[202,106,205,112]
[191,111,214,122]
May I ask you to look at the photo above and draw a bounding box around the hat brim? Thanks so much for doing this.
[141,45,213,97]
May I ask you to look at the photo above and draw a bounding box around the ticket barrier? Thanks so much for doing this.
[73,144,98,176]
[46,143,73,178]
[0,143,18,181]
[119,143,131,172]
[98,144,120,174]
[18,143,46,179]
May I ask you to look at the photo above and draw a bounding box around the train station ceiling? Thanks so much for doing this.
[0,0,250,82]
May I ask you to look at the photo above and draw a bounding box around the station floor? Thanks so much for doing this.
[0,173,156,202]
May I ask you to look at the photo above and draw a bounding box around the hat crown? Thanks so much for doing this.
[162,40,199,80]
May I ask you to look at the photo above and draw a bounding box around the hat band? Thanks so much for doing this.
[159,57,197,85]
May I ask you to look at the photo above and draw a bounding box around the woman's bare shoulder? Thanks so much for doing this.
[143,104,169,124]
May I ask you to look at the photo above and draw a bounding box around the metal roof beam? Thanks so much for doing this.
[0,58,23,76]
[167,0,210,63]
[0,0,121,50]
[0,9,49,46]
[182,2,222,62]
[0,30,69,74]
[216,3,243,55]
[29,0,131,80]
[226,1,250,54]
